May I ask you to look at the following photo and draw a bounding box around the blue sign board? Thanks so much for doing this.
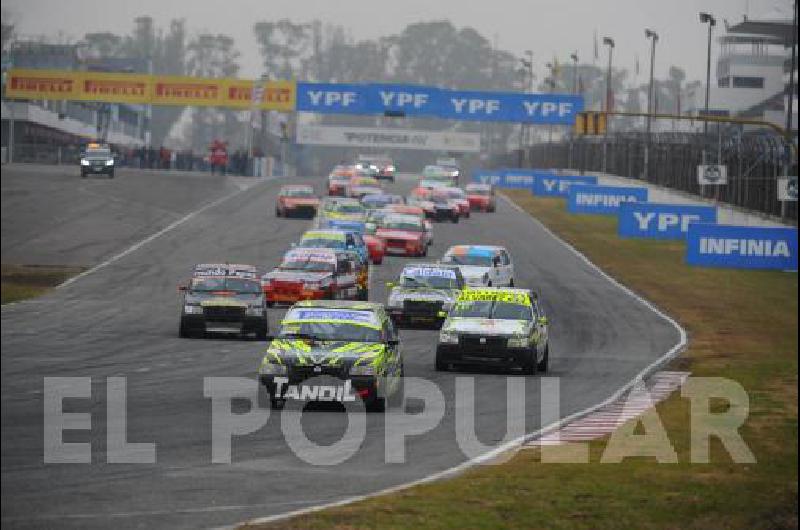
[471,168,554,189]
[686,224,798,271]
[618,202,717,240]
[567,184,648,214]
[296,82,583,124]
[532,175,598,197]
[296,83,373,114]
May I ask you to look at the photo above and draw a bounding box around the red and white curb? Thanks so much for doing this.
[528,371,690,446]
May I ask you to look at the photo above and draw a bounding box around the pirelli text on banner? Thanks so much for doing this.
[4,68,296,111]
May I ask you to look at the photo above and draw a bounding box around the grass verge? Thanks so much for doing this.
[242,193,798,530]
[1,264,84,304]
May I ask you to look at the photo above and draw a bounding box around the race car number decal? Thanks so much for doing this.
[460,290,530,304]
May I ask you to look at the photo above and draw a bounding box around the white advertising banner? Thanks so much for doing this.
[295,124,481,152]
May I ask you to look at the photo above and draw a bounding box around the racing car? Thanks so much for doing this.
[346,175,383,199]
[357,155,395,181]
[258,300,403,412]
[275,184,320,218]
[465,183,497,212]
[437,186,471,218]
[375,214,430,257]
[80,142,115,178]
[297,230,372,294]
[328,167,355,196]
[178,263,269,339]
[421,164,458,187]
[361,193,404,210]
[440,245,514,287]
[261,248,361,306]
[428,190,461,222]
[383,204,434,245]
[435,288,549,374]
[386,263,465,328]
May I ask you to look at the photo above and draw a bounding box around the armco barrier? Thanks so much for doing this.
[568,184,648,214]
[618,202,718,240]
[686,224,798,270]
[532,174,598,197]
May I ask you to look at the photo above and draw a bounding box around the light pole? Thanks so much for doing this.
[603,37,615,112]
[645,29,658,135]
[570,52,579,94]
[519,51,534,163]
[699,12,716,135]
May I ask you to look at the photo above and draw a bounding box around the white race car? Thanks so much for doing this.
[440,245,514,287]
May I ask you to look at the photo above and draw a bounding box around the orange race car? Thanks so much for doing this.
[275,184,320,218]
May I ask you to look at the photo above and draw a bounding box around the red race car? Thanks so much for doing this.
[328,168,355,196]
[465,183,497,212]
[362,233,386,265]
[261,248,361,306]
[275,184,320,218]
[375,214,429,257]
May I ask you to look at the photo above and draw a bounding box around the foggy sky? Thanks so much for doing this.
[3,0,793,86]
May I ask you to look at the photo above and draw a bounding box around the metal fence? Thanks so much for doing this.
[495,131,797,222]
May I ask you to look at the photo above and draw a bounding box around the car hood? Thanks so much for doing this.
[185,293,261,306]
[263,270,332,282]
[389,287,459,305]
[376,229,422,241]
[263,339,387,367]
[443,318,531,336]
[282,198,319,206]
[456,265,492,279]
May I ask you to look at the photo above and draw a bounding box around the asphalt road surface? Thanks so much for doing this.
[1,165,680,529]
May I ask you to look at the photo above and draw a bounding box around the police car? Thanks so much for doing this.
[179,264,269,339]
[436,288,549,374]
[80,142,115,178]
[386,264,465,328]
[440,245,514,287]
[258,300,403,412]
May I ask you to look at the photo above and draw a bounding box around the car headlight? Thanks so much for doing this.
[246,306,264,316]
[507,335,530,348]
[349,364,376,376]
[439,330,459,344]
[183,304,202,314]
[259,360,287,375]
[105,159,114,166]
[80,159,90,166]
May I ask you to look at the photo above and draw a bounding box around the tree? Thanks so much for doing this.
[253,19,311,79]
[82,32,124,59]
[184,33,241,151]
[2,9,16,52]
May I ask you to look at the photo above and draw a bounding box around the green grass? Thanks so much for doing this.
[1,264,84,304]
[242,192,798,530]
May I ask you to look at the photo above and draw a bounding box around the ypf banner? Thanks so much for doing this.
[618,202,717,240]
[471,168,553,189]
[4,68,295,111]
[686,224,798,271]
[567,184,648,214]
[295,82,583,124]
[532,174,598,197]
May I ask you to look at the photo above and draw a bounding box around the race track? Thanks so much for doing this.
[1,166,680,529]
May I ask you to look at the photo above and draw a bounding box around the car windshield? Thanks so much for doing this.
[190,277,261,294]
[445,189,465,199]
[467,186,492,196]
[280,258,335,272]
[329,203,364,214]
[282,188,314,197]
[278,322,382,342]
[442,252,495,267]
[86,148,111,157]
[299,237,345,249]
[383,218,422,231]
[400,269,459,289]
[451,300,532,320]
[431,195,450,205]
[362,197,389,208]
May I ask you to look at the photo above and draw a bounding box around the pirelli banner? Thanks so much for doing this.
[4,69,296,111]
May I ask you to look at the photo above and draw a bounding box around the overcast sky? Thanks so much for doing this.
[3,0,793,85]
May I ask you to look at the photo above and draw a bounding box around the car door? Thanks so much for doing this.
[499,250,513,286]
[532,299,548,358]
[340,258,360,299]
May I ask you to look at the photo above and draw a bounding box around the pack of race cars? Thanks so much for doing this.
[177,159,548,412]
